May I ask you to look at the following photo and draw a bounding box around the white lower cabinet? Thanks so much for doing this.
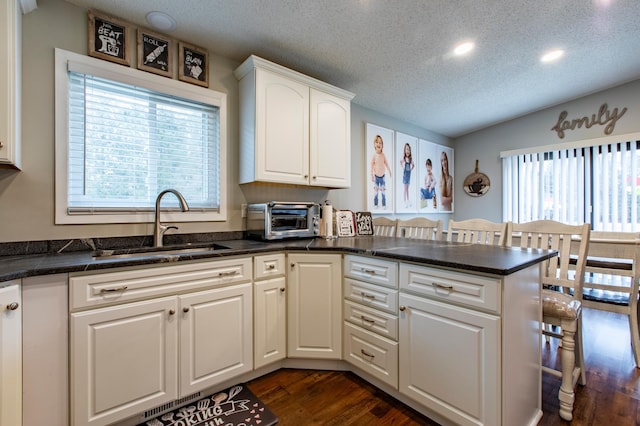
[69,259,253,426]
[0,281,21,426]
[287,253,342,359]
[398,293,500,426]
[253,253,287,368]
[398,261,542,426]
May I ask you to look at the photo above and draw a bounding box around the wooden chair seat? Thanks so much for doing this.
[542,290,581,320]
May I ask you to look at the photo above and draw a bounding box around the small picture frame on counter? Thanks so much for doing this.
[355,212,374,236]
[88,10,131,66]
[336,210,356,237]
[178,41,209,87]
[137,29,173,77]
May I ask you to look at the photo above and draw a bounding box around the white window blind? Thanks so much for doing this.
[67,71,219,213]
[55,48,227,224]
[502,136,640,231]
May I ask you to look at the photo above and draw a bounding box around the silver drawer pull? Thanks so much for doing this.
[432,282,454,290]
[360,315,375,325]
[361,268,376,275]
[218,271,238,277]
[360,349,375,360]
[100,286,128,293]
[6,302,19,311]
[360,292,376,300]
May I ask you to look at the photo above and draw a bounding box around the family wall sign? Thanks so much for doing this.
[550,103,628,139]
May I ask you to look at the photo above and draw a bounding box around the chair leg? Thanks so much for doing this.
[575,316,586,386]
[558,318,578,421]
[630,303,640,368]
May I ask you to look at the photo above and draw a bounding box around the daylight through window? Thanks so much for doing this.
[502,135,640,231]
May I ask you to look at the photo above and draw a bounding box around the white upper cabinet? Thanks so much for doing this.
[0,0,21,169]
[235,55,354,188]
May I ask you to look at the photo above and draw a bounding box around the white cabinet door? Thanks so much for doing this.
[288,253,342,359]
[0,0,21,168]
[70,297,179,426]
[179,283,253,395]
[0,283,21,426]
[309,88,351,188]
[254,67,309,185]
[399,293,500,426]
[254,277,287,368]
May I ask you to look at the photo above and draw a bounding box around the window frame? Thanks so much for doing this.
[54,48,227,224]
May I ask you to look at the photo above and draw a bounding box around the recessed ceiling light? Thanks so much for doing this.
[540,49,564,63]
[146,11,177,32]
[453,41,475,56]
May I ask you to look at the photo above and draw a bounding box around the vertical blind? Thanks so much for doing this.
[502,137,639,231]
[67,70,220,213]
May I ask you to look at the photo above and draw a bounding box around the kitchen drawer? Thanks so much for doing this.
[344,300,398,340]
[254,253,285,280]
[343,321,398,389]
[344,278,398,314]
[344,255,398,288]
[69,257,252,311]
[399,263,501,314]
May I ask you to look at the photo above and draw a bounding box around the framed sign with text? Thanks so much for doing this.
[178,41,209,87]
[137,29,173,77]
[88,10,131,66]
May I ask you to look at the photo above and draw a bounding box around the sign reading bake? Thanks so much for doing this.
[551,103,627,139]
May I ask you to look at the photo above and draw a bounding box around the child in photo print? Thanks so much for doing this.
[418,142,439,212]
[399,142,415,209]
[420,158,437,207]
[370,134,392,210]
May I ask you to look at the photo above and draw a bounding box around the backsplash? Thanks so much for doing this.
[0,231,244,257]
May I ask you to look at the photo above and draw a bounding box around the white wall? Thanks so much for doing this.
[453,79,640,223]
[0,0,450,243]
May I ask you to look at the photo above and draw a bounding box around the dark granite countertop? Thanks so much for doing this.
[0,236,556,283]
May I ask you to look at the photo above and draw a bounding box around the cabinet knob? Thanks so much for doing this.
[304,174,309,179]
[183,307,190,313]
[312,176,317,180]
[168,309,176,315]
[280,287,286,292]
[0,141,3,149]
[6,302,19,311]
[399,306,406,311]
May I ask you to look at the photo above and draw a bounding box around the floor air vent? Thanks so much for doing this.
[141,391,202,421]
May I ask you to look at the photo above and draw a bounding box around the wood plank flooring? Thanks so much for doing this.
[247,308,640,425]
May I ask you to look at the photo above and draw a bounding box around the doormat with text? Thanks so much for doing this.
[139,384,278,426]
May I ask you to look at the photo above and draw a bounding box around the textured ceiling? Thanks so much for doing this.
[64,0,640,138]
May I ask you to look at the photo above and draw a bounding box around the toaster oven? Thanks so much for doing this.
[246,202,320,240]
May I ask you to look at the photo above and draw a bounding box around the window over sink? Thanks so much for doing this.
[54,48,227,224]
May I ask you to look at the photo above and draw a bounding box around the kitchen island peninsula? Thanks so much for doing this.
[0,236,553,426]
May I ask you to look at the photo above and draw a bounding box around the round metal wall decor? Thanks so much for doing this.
[463,160,490,197]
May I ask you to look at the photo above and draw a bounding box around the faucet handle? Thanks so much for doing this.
[160,224,179,235]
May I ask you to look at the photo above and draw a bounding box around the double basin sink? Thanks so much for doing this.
[92,243,231,260]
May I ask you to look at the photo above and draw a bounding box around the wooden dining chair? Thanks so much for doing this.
[396,217,442,240]
[580,231,640,367]
[372,217,397,237]
[506,220,590,421]
[447,218,507,246]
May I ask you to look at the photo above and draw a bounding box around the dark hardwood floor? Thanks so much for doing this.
[247,308,640,425]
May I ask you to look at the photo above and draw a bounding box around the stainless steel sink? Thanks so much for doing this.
[92,243,230,260]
